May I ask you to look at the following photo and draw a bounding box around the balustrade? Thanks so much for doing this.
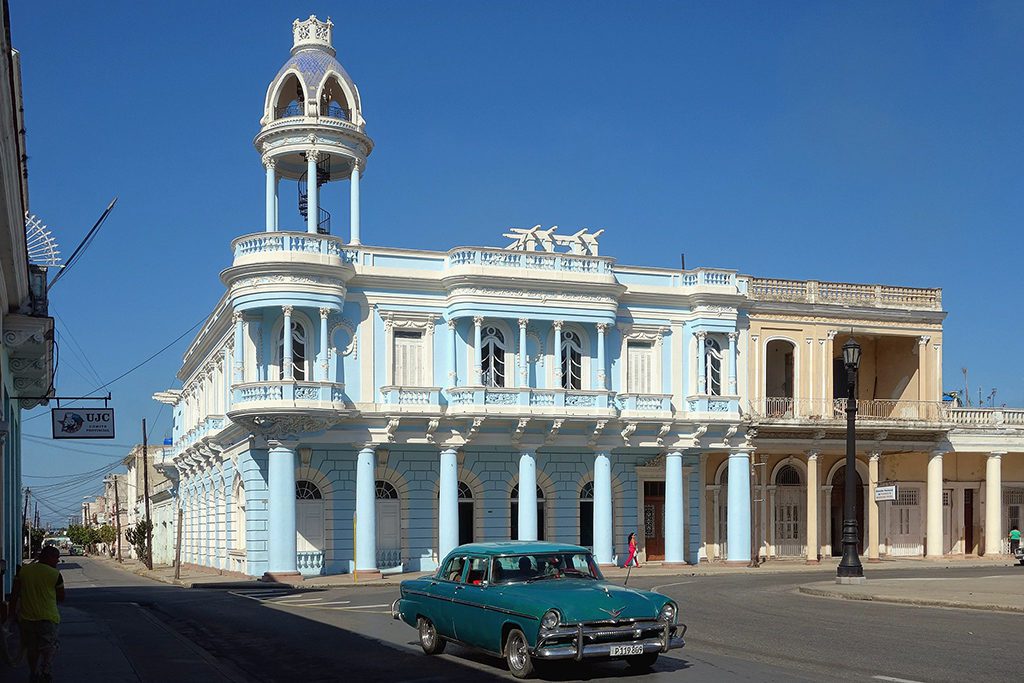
[747,397,949,422]
[445,246,614,275]
[748,277,941,310]
[296,550,324,575]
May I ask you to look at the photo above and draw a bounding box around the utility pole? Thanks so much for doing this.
[114,477,123,563]
[142,419,154,570]
[23,487,31,557]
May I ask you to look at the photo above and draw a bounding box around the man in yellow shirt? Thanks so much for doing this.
[10,545,65,682]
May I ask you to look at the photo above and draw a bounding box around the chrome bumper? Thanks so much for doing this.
[391,598,402,620]
[534,622,686,661]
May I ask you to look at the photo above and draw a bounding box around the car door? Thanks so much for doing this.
[450,555,494,648]
[424,555,466,639]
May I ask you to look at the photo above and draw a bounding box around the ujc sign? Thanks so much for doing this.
[51,408,116,439]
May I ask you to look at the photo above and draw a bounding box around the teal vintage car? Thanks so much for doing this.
[392,541,686,678]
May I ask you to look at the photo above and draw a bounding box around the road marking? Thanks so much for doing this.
[270,598,324,604]
[873,676,925,683]
[314,601,352,606]
[651,580,695,592]
[272,594,324,600]
[338,603,391,609]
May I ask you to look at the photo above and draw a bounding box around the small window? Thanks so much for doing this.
[481,325,506,388]
[627,341,653,393]
[296,480,322,500]
[704,337,723,395]
[561,331,583,390]
[440,555,467,583]
[393,331,423,386]
[376,481,398,499]
[466,556,489,585]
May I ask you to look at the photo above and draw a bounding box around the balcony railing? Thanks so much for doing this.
[232,232,357,263]
[297,550,324,576]
[174,415,226,453]
[947,407,1024,426]
[232,381,346,405]
[446,387,613,410]
[446,247,614,275]
[748,278,942,310]
[378,548,402,570]
[748,397,948,422]
[380,386,442,407]
[616,393,673,412]
[274,102,303,118]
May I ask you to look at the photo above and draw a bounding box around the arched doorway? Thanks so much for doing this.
[295,480,324,556]
[579,481,594,548]
[458,482,474,545]
[376,481,401,569]
[764,339,795,416]
[510,484,545,540]
[830,466,864,555]
[773,464,805,557]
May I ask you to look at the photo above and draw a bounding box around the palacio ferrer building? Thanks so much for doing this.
[159,16,1024,580]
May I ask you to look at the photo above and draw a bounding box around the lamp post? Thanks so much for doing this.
[837,338,864,581]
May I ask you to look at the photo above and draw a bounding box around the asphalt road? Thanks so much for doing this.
[43,558,1024,682]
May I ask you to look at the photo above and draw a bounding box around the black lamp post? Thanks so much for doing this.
[837,338,864,580]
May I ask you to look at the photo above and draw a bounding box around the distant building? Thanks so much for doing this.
[159,16,1023,580]
[0,8,55,593]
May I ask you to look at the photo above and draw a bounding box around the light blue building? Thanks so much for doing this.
[162,16,751,580]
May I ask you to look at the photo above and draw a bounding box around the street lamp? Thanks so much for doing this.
[837,338,864,581]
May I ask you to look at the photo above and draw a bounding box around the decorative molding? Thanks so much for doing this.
[281,305,294,315]
[619,421,637,443]
[511,418,530,445]
[330,318,358,358]
[693,305,738,316]
[448,286,617,306]
[589,420,608,447]
[262,155,276,170]
[384,418,400,443]
[425,418,440,444]
[545,419,564,444]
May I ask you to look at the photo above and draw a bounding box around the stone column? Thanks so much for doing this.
[519,319,529,386]
[517,452,537,541]
[917,336,930,401]
[868,452,880,562]
[306,150,319,234]
[593,451,613,565]
[727,332,738,394]
[354,446,378,576]
[473,316,483,385]
[985,452,1004,555]
[596,323,608,390]
[726,449,752,564]
[266,440,299,578]
[264,157,277,232]
[696,331,707,394]
[446,319,458,387]
[664,451,685,565]
[926,450,944,558]
[806,451,819,564]
[282,306,294,380]
[318,308,330,382]
[438,448,459,559]
[350,159,361,245]
[232,312,244,384]
[553,321,564,388]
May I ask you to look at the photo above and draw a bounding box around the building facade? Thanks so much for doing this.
[162,16,1023,580]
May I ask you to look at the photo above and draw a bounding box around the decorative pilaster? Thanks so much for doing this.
[306,150,320,234]
[263,156,277,232]
[447,319,458,387]
[696,331,707,394]
[596,323,608,390]
[518,319,528,386]
[318,308,330,381]
[553,321,564,388]
[664,451,685,565]
[926,449,944,558]
[517,452,538,541]
[232,312,244,384]
[350,158,361,245]
[727,331,738,394]
[985,452,1004,555]
[282,306,294,380]
[473,316,484,385]
[806,451,819,564]
[868,452,880,561]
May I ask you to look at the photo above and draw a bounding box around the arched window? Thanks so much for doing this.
[481,325,506,388]
[277,319,308,381]
[561,330,583,390]
[376,480,401,569]
[776,465,801,486]
[376,481,398,499]
[509,484,545,541]
[319,76,350,120]
[458,482,474,545]
[579,481,594,548]
[232,476,246,550]
[703,337,723,395]
[274,74,306,119]
[295,480,322,500]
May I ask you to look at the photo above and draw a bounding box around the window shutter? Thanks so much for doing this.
[628,342,652,393]
[394,332,423,386]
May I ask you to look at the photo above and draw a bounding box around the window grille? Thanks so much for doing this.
[1005,489,1024,505]
[561,330,583,390]
[393,331,423,386]
[776,464,801,486]
[895,489,919,506]
[579,481,594,500]
[296,480,322,500]
[457,482,473,500]
[627,341,653,394]
[942,491,951,506]
[897,508,911,535]
[481,325,506,388]
[376,481,398,499]
[277,319,309,380]
[704,337,723,395]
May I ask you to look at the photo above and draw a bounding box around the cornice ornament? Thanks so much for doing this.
[754,314,942,330]
[262,155,276,170]
[320,307,331,319]
[519,318,529,330]
[596,323,609,333]
[827,330,838,340]
[3,328,46,348]
[449,286,617,306]
[330,319,358,358]
[234,274,345,289]
[693,305,738,316]
[447,319,457,330]
[919,336,931,345]
[232,311,243,324]
[552,320,564,331]
[282,305,294,315]
[247,413,342,440]
[695,330,708,340]
[306,148,320,163]
[382,312,436,332]
[727,332,739,341]
[473,316,484,327]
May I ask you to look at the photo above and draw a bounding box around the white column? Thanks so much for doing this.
[318,308,330,382]
[553,321,564,388]
[917,336,930,401]
[438,448,459,559]
[926,450,944,557]
[596,323,608,390]
[354,446,377,574]
[806,451,819,563]
[282,306,294,380]
[517,452,537,541]
[266,440,298,576]
[518,319,528,386]
[306,150,319,234]
[264,157,277,232]
[664,451,685,564]
[985,452,1004,555]
[232,312,244,384]
[593,451,613,565]
[473,316,483,385]
[868,452,880,561]
[727,331,738,394]
[350,159,361,244]
[447,319,458,387]
[696,331,707,394]
[726,449,751,563]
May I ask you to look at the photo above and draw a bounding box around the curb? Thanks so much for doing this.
[797,585,1024,614]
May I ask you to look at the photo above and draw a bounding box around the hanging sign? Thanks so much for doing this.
[874,484,898,502]
[51,408,116,439]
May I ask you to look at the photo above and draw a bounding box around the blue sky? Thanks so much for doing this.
[11,2,1023,523]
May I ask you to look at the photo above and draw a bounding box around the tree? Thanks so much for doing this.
[125,520,152,562]
[67,523,92,547]
[97,524,116,545]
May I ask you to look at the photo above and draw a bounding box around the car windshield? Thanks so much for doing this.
[491,552,603,584]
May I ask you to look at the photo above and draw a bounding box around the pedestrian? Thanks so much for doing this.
[1010,525,1021,556]
[9,545,64,682]
[623,532,641,568]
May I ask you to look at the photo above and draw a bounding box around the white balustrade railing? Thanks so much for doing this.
[377,548,402,569]
[296,551,324,575]
[484,389,519,405]
[232,232,352,261]
[748,278,941,310]
[749,397,948,422]
[446,246,614,275]
[947,407,1024,426]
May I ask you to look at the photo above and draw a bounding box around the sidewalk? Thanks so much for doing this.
[800,569,1024,613]
[97,552,1021,589]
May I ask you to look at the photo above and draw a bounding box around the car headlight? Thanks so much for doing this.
[541,609,561,630]
[658,602,677,623]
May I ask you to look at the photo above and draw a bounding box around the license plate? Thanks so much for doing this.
[609,644,645,657]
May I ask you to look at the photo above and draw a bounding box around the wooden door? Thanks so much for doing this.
[296,501,324,552]
[643,481,665,560]
[964,489,974,554]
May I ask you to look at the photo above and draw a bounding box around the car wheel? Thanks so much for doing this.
[418,617,446,655]
[626,653,659,670]
[505,628,535,679]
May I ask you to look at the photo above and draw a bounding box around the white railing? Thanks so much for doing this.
[232,232,352,261]
[239,384,284,402]
[680,268,737,288]
[484,389,519,405]
[947,407,1024,426]
[446,246,614,275]
[398,388,432,405]
[296,551,324,575]
[749,398,947,422]
[748,278,941,310]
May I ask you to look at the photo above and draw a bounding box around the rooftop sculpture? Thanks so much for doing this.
[502,226,604,256]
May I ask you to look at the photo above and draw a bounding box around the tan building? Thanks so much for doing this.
[702,277,1023,563]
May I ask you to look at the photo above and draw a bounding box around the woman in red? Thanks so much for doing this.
[624,532,641,567]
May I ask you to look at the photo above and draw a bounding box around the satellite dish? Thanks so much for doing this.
[24,213,63,269]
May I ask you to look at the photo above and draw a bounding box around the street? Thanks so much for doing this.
[12,557,1017,682]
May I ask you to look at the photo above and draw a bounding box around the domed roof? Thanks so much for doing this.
[273,48,357,105]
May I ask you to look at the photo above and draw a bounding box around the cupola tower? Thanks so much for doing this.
[255,15,373,243]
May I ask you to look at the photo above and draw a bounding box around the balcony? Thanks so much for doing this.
[297,551,324,576]
[748,398,948,423]
[231,381,347,408]
[947,407,1024,427]
[748,278,942,311]
[686,395,741,415]
[379,386,442,410]
[174,415,227,454]
[231,232,358,269]
[446,387,615,415]
[445,247,615,277]
[616,393,673,415]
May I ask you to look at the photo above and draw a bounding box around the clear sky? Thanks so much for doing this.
[10,1,1023,524]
